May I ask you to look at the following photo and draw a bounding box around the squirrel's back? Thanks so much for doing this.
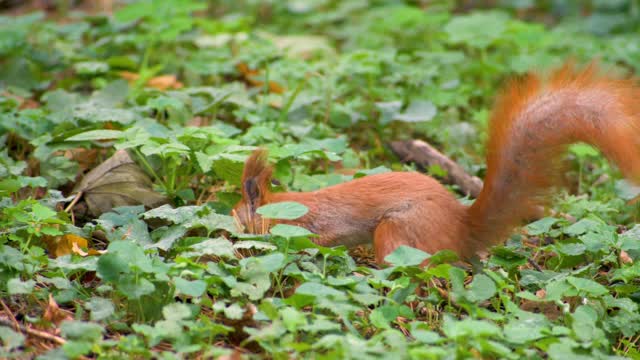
[269,171,468,249]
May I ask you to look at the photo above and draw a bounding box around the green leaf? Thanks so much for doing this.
[503,315,549,344]
[74,103,137,124]
[211,155,246,186]
[569,143,599,157]
[162,303,194,321]
[445,11,508,48]
[93,80,129,107]
[526,217,558,236]
[256,202,309,220]
[0,325,25,351]
[571,305,601,342]
[611,262,640,283]
[74,61,109,75]
[174,277,207,297]
[428,250,459,265]
[7,278,35,295]
[85,297,115,321]
[270,224,314,238]
[488,246,528,269]
[566,276,608,297]
[370,305,398,330]
[31,202,57,221]
[393,100,437,122]
[97,241,153,281]
[117,276,156,299]
[142,204,199,224]
[147,96,185,111]
[555,242,587,256]
[441,315,502,339]
[547,340,593,360]
[233,240,277,251]
[188,237,235,259]
[295,282,347,300]
[564,218,603,236]
[466,274,497,302]
[66,130,123,141]
[281,307,307,332]
[0,178,22,195]
[615,179,640,200]
[184,212,238,234]
[97,254,130,281]
[60,321,104,342]
[545,279,572,301]
[384,246,430,266]
[353,166,391,178]
[247,252,286,273]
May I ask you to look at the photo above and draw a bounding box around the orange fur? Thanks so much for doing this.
[234,62,640,263]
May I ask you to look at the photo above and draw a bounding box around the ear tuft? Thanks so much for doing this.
[240,149,273,209]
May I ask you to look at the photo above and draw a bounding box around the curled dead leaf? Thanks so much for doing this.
[71,150,168,217]
[42,294,72,327]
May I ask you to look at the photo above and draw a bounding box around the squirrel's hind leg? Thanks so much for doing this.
[373,217,433,265]
[372,201,468,265]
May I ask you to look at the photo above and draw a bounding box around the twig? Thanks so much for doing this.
[64,191,83,213]
[0,298,20,332]
[527,257,544,272]
[0,317,66,345]
[390,140,483,197]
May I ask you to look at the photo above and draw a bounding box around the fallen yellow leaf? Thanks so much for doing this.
[44,233,89,258]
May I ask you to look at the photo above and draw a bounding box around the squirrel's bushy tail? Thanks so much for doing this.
[468,62,640,251]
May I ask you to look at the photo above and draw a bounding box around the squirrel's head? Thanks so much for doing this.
[232,149,272,234]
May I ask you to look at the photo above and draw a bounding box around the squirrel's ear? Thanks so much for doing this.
[244,178,261,211]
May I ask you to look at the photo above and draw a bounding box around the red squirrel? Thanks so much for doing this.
[233,62,640,264]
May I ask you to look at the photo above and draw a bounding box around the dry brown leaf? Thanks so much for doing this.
[520,299,561,320]
[2,90,40,109]
[187,116,208,127]
[236,63,259,77]
[64,148,99,172]
[118,71,183,90]
[119,71,138,81]
[147,75,183,90]
[20,98,40,109]
[620,250,633,264]
[42,294,72,327]
[235,63,286,94]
